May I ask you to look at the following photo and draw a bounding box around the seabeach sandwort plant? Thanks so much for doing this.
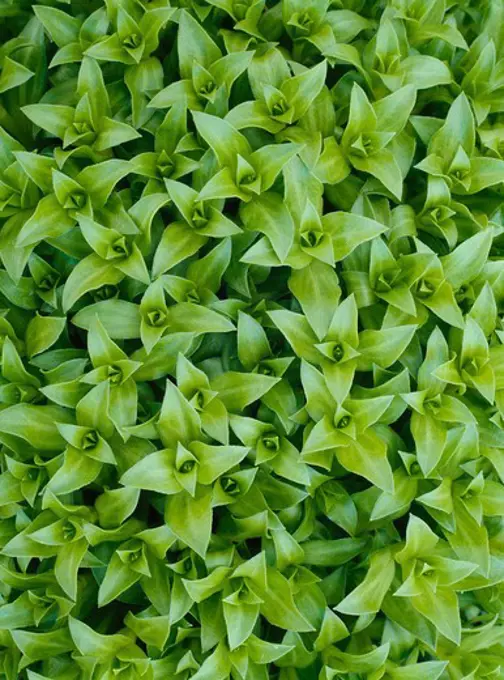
[0,0,503,678]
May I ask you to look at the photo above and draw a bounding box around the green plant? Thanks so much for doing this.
[0,0,503,678]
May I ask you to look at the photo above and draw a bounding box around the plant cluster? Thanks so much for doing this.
[0,0,504,678]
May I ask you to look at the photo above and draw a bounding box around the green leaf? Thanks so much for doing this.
[177,9,222,80]
[22,104,75,138]
[77,160,131,208]
[168,302,235,334]
[210,371,279,410]
[336,428,394,492]
[240,192,295,262]
[223,596,260,650]
[446,498,490,577]
[289,261,341,341]
[186,238,232,293]
[389,662,448,680]
[121,450,180,495]
[268,309,320,363]
[0,404,73,450]
[0,592,35,630]
[430,92,475,160]
[194,442,249,484]
[48,448,102,495]
[257,568,314,632]
[33,5,81,47]
[14,151,56,194]
[250,142,301,192]
[12,628,74,663]
[467,157,504,193]
[441,229,493,288]
[153,222,207,277]
[95,487,140,529]
[0,57,33,94]
[336,549,394,615]
[98,551,142,607]
[401,55,452,89]
[25,314,66,358]
[282,61,327,121]
[373,85,416,135]
[301,538,368,567]
[72,300,141,339]
[17,194,74,247]
[193,112,250,168]
[357,325,417,370]
[410,581,461,645]
[323,211,388,261]
[237,311,271,370]
[158,379,201,446]
[132,332,196,381]
[69,616,130,661]
[351,148,404,200]
[55,536,88,600]
[164,487,213,557]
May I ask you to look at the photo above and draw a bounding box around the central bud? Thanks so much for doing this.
[123,33,141,49]
[374,268,400,293]
[272,101,287,116]
[73,121,92,135]
[64,191,86,211]
[26,468,39,481]
[293,10,314,36]
[199,79,216,97]
[178,459,196,474]
[81,430,99,450]
[240,171,257,186]
[233,0,253,20]
[416,278,435,299]
[186,289,200,304]
[221,476,240,495]
[63,521,76,542]
[157,151,175,178]
[129,548,142,563]
[194,390,205,410]
[301,229,324,249]
[332,343,344,362]
[92,285,118,301]
[336,415,351,429]
[450,168,469,182]
[191,202,208,228]
[261,433,280,452]
[147,309,167,327]
[108,364,123,385]
[351,134,375,158]
[38,273,58,291]
[462,358,480,377]
[111,238,129,258]
[424,395,441,414]
[409,461,421,475]
[257,362,275,376]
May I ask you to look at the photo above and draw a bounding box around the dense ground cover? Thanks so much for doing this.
[0,0,504,678]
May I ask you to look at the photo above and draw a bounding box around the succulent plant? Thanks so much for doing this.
[0,0,503,679]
